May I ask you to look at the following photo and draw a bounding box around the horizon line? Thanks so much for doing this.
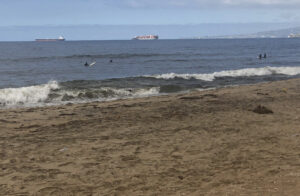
[0,22,300,28]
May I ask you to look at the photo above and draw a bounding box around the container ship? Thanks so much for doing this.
[35,36,65,42]
[288,33,300,38]
[132,35,159,40]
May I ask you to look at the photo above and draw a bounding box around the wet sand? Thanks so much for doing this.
[1,79,300,195]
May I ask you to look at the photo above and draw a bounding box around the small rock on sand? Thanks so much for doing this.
[253,105,273,114]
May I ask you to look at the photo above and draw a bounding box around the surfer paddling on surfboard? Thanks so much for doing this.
[84,61,96,67]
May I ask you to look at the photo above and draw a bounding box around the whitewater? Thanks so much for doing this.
[149,66,300,81]
[1,66,299,108]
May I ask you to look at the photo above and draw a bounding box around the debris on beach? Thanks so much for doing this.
[59,147,68,152]
[253,105,273,114]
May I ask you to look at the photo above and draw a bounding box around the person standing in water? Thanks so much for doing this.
[263,53,267,58]
[258,54,262,59]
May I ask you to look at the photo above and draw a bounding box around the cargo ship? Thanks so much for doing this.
[288,33,300,38]
[132,35,159,40]
[35,36,65,42]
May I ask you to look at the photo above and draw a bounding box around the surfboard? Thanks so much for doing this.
[89,61,96,67]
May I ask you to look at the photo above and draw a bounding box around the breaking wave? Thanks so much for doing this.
[52,86,160,103]
[0,81,160,108]
[147,66,300,81]
[1,66,299,108]
[0,81,59,107]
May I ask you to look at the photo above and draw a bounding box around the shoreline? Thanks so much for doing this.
[1,78,300,195]
[1,66,300,109]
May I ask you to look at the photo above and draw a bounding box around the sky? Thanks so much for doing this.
[0,0,300,40]
[0,0,300,25]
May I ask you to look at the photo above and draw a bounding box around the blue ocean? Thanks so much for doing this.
[0,39,300,108]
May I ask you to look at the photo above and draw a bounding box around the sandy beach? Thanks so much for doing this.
[0,78,300,195]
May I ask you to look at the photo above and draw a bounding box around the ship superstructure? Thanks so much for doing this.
[132,35,159,40]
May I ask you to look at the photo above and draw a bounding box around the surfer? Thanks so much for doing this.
[263,53,267,58]
[84,61,96,67]
[258,54,262,59]
[110,59,113,63]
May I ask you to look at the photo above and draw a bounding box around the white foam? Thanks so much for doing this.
[148,66,300,81]
[103,87,132,97]
[133,87,160,97]
[99,87,160,98]
[0,81,59,107]
[41,86,160,106]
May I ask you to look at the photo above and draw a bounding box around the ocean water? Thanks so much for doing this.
[0,39,300,108]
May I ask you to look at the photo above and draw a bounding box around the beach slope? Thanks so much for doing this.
[1,79,300,195]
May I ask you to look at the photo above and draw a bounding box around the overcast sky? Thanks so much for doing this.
[1,0,300,26]
[1,0,300,40]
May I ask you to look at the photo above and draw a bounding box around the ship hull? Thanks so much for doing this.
[132,38,158,40]
[35,39,65,42]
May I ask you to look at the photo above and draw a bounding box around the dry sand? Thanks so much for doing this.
[0,79,300,195]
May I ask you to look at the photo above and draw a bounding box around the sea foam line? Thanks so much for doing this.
[146,66,300,81]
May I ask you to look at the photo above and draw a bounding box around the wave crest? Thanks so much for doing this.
[56,87,160,102]
[147,66,300,81]
[0,81,160,108]
[0,81,59,107]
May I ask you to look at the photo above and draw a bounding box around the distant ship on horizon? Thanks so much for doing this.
[35,36,65,42]
[132,35,159,40]
[288,33,300,38]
